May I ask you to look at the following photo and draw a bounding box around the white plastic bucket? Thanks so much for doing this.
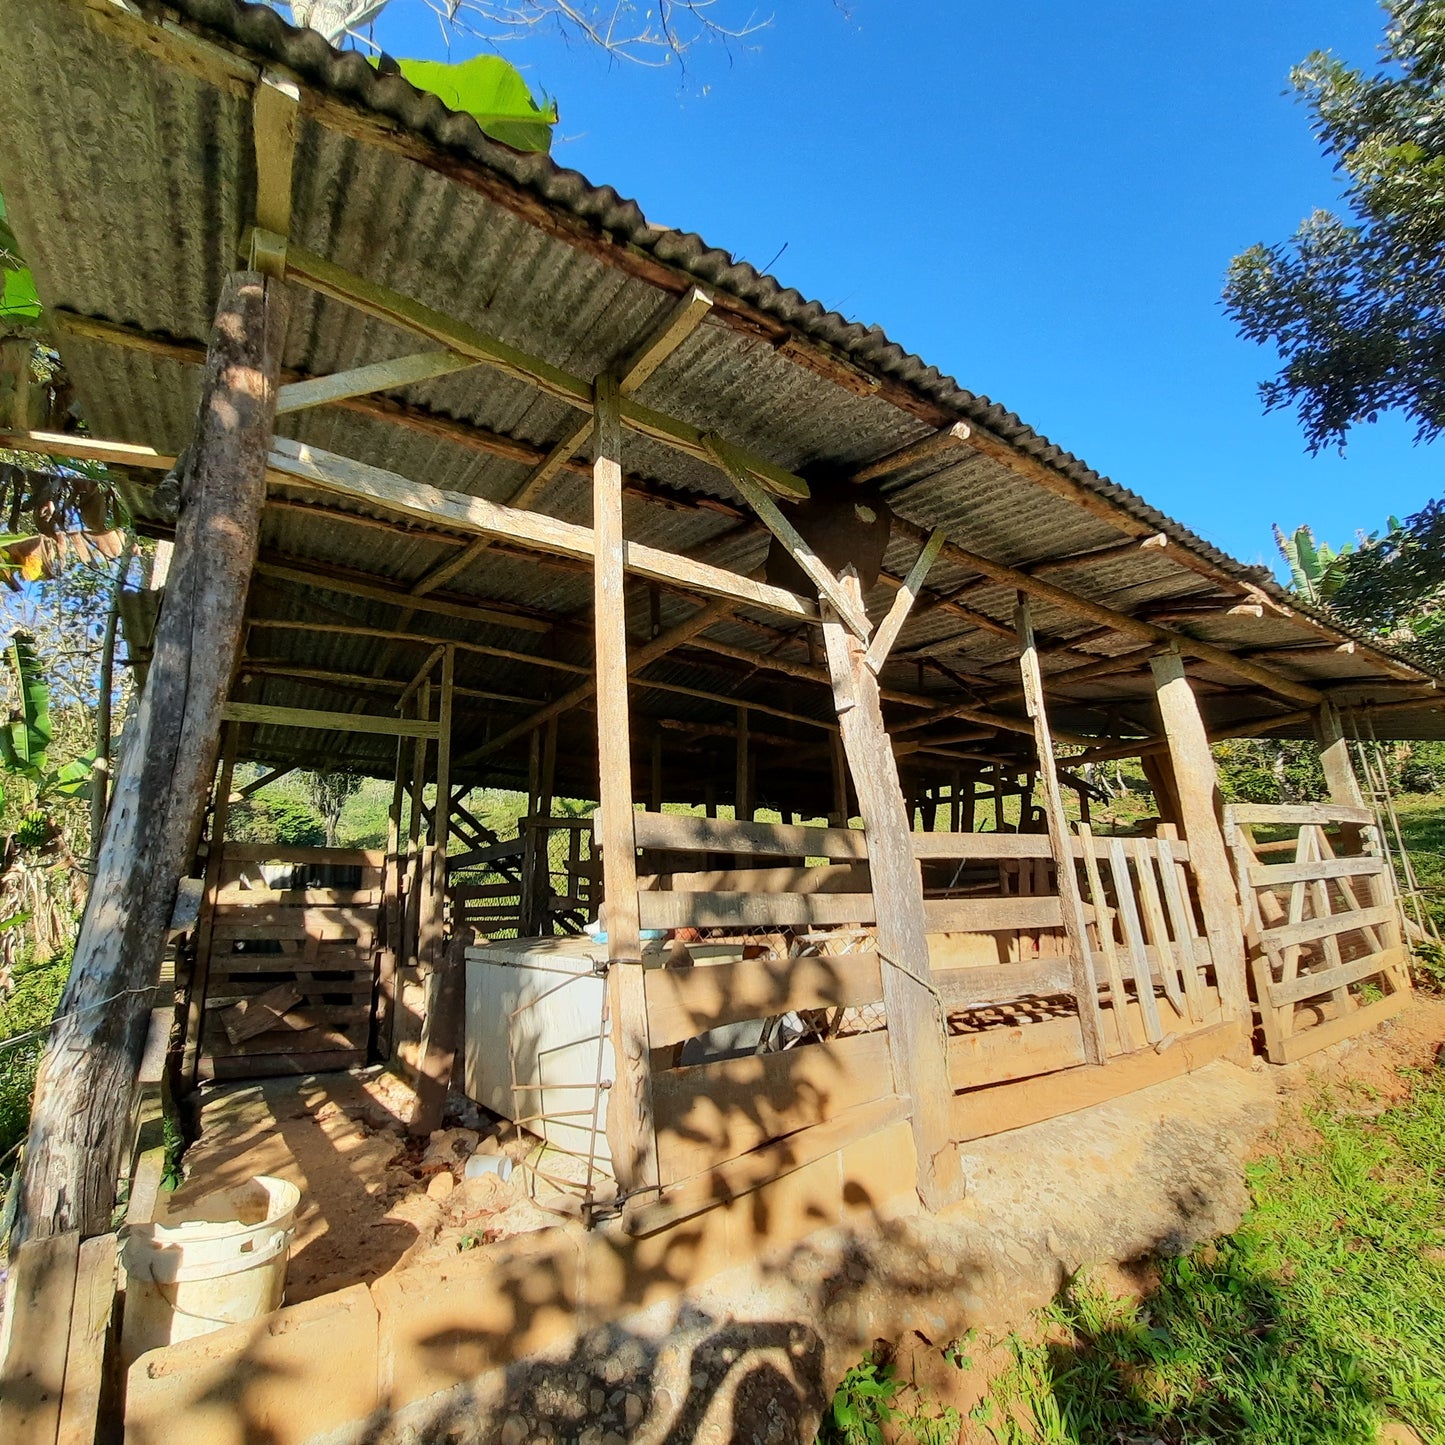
[121,1175,300,1362]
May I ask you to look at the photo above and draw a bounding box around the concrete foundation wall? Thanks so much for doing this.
[123,1062,1273,1445]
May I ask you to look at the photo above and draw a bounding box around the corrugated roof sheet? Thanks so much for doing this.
[2,0,1442,799]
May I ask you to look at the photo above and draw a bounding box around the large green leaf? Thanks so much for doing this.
[0,632,51,777]
[50,750,96,800]
[376,54,557,153]
[0,265,40,320]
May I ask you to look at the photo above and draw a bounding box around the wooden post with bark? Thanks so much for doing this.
[592,373,659,1201]
[1149,649,1249,1019]
[13,272,286,1244]
[821,567,963,1211]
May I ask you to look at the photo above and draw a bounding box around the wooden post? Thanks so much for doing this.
[1149,649,1249,1019]
[822,567,963,1211]
[180,726,239,1090]
[735,705,752,822]
[1015,597,1108,1064]
[1314,700,1366,808]
[375,736,406,1057]
[14,273,285,1244]
[592,373,658,1199]
[425,645,454,970]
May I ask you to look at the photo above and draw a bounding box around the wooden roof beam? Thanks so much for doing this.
[848,422,973,485]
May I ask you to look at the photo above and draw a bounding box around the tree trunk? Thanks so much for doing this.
[13,272,286,1246]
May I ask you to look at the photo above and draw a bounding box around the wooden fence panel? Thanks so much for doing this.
[1226,804,1410,1063]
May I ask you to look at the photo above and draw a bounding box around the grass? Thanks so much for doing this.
[0,946,69,1194]
[954,1069,1445,1443]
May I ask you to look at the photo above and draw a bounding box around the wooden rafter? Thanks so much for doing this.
[865,528,945,673]
[275,350,477,415]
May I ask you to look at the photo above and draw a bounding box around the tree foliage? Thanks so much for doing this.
[1224,0,1445,451]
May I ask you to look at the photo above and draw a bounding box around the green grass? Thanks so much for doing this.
[965,1072,1445,1443]
[0,947,69,1187]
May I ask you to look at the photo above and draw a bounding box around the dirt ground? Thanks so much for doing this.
[160,1069,578,1303]
[880,993,1445,1433]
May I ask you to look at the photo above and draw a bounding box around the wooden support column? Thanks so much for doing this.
[1015,597,1108,1064]
[375,737,406,1058]
[822,567,962,1211]
[592,374,659,1200]
[180,726,239,1089]
[1314,700,1366,808]
[425,646,454,970]
[1149,649,1250,1019]
[14,272,286,1244]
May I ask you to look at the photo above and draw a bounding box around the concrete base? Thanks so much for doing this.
[258,1056,1270,1445]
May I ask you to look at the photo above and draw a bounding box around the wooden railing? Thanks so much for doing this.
[610,811,1239,1231]
[1225,803,1411,1063]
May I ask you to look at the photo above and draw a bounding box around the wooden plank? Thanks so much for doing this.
[275,349,476,414]
[1276,989,1408,1063]
[653,1030,891,1180]
[206,1022,368,1057]
[933,957,1073,1009]
[273,237,810,500]
[704,436,870,638]
[638,890,877,931]
[645,952,883,1047]
[591,374,657,1201]
[1107,837,1164,1044]
[865,528,945,672]
[1271,947,1408,1007]
[1077,821,1136,1051]
[15,274,288,1244]
[409,927,470,1137]
[219,981,302,1045]
[1226,802,1374,827]
[1150,651,1250,1021]
[0,1230,80,1444]
[925,895,1065,932]
[200,1049,367,1081]
[1248,857,1384,886]
[951,1020,1247,1141]
[656,863,870,895]
[1154,833,1207,1024]
[822,566,962,1210]
[949,1014,1087,1089]
[623,1094,909,1237]
[267,437,817,622]
[1131,838,1188,1016]
[213,885,380,906]
[220,701,438,738]
[629,811,868,859]
[220,844,387,866]
[913,833,1055,859]
[212,903,375,930]
[183,730,238,1089]
[55,1233,118,1445]
[1017,597,1107,1063]
[1260,902,1397,950]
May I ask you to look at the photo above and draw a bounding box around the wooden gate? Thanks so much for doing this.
[1225,803,1411,1063]
[189,844,383,1081]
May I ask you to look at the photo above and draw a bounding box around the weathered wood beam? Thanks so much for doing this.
[591,374,659,1199]
[866,528,945,672]
[267,437,818,623]
[821,568,963,1210]
[232,763,294,800]
[889,516,1325,707]
[275,349,477,414]
[0,428,174,471]
[253,556,554,634]
[14,273,286,1243]
[250,70,298,277]
[269,235,809,500]
[1027,532,1168,577]
[703,435,871,638]
[1016,597,1107,1064]
[848,421,973,484]
[1148,651,1250,1019]
[221,701,440,737]
[242,658,540,709]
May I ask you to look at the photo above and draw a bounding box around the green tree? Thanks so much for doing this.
[1224,0,1445,451]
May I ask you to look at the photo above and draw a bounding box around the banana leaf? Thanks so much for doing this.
[374,54,557,152]
[0,632,51,777]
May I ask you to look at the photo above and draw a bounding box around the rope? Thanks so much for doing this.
[875,946,950,1040]
[0,983,157,1058]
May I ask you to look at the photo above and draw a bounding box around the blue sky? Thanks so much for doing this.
[362,0,1440,577]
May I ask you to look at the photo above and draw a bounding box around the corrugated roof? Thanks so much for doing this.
[2,0,1442,802]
